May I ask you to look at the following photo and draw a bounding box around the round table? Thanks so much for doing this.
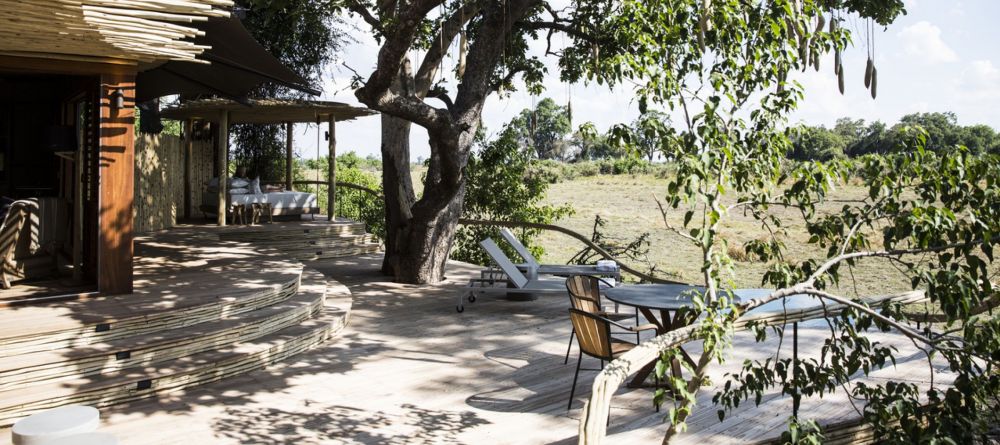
[604,284,705,387]
[604,285,820,388]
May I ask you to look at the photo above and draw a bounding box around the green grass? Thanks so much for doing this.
[535,173,916,298]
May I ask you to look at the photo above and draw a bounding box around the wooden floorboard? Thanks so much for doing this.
[40,254,947,445]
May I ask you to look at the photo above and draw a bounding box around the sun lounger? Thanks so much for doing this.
[457,238,568,312]
[496,228,621,280]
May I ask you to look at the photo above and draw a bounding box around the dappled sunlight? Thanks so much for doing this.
[0,222,951,444]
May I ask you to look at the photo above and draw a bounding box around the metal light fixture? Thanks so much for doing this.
[110,88,125,109]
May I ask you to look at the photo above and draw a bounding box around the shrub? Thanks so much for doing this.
[452,127,574,265]
[572,161,601,177]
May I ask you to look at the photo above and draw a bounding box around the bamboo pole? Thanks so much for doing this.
[327,115,336,221]
[216,111,228,226]
[0,0,231,63]
[183,119,193,219]
[285,122,293,192]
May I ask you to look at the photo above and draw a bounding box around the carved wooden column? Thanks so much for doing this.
[97,72,135,295]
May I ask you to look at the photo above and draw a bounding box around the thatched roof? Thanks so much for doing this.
[0,0,233,63]
[159,98,378,123]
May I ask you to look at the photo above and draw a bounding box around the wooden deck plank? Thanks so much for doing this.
[54,254,944,445]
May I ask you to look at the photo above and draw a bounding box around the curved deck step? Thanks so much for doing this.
[216,221,368,241]
[0,277,352,427]
[290,242,382,261]
[0,265,303,358]
[0,272,327,389]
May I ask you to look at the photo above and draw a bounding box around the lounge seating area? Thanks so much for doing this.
[199,175,320,223]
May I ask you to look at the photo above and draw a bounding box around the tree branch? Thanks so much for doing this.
[345,0,384,34]
[806,238,999,287]
[519,20,600,43]
[355,0,446,122]
[453,0,539,124]
[414,0,488,96]
[426,85,454,111]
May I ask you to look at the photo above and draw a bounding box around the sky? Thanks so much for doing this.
[292,0,1000,161]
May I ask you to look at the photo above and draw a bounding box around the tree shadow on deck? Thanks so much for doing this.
[212,403,490,444]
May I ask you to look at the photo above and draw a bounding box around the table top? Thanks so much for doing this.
[603,284,706,310]
[605,284,824,315]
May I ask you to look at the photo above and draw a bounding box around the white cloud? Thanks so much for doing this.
[961,60,1000,90]
[897,21,958,64]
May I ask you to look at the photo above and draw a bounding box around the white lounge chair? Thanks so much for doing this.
[457,238,568,312]
[497,228,620,281]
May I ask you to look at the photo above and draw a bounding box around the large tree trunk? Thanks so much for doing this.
[389,183,465,283]
[379,57,470,284]
[380,114,416,276]
[381,130,467,284]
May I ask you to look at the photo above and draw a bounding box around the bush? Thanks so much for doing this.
[452,127,573,266]
[571,161,601,177]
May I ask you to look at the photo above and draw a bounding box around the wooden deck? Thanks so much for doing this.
[0,220,366,429]
[60,254,947,445]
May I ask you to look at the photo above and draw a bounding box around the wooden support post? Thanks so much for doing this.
[97,73,135,295]
[73,140,84,282]
[183,119,193,220]
[327,115,336,221]
[216,111,229,226]
[285,121,293,192]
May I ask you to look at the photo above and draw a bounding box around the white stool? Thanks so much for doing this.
[12,405,100,445]
[44,432,118,445]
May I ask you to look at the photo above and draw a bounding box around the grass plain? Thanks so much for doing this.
[535,173,918,298]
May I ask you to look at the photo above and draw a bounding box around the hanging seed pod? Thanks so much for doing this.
[829,15,837,34]
[870,65,878,99]
[834,49,842,75]
[592,43,600,66]
[815,14,826,34]
[799,37,809,71]
[812,50,821,71]
[456,31,468,78]
[838,67,845,94]
[702,0,713,32]
[865,57,873,88]
[777,69,786,93]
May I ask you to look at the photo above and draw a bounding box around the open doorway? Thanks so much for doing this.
[0,74,100,305]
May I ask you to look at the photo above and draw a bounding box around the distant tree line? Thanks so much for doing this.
[504,100,1000,163]
[789,112,1000,161]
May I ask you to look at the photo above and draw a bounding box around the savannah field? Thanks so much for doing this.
[534,173,915,298]
[404,166,994,300]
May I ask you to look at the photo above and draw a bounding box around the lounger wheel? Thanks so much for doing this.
[467,294,476,303]
[456,304,464,313]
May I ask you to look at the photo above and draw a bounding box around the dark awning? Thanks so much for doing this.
[136,15,320,102]
[160,98,377,124]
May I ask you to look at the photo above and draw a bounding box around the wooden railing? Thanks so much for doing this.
[314,181,682,284]
[576,290,928,445]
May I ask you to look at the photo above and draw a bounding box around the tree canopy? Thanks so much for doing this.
[509,98,574,160]
[791,112,1000,160]
[228,0,345,179]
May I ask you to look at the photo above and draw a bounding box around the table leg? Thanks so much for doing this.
[627,309,698,388]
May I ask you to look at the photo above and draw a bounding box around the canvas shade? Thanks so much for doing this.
[136,15,319,102]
